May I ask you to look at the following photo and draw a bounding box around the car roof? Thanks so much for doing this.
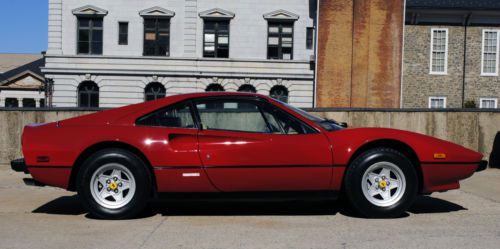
[173,91,270,99]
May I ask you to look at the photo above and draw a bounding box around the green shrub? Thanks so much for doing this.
[464,100,477,108]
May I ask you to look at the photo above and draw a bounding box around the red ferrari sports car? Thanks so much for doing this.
[11,92,487,219]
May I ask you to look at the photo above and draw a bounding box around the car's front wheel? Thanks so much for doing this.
[344,148,418,218]
[76,148,152,219]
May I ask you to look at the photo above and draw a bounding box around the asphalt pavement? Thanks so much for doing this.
[0,165,499,249]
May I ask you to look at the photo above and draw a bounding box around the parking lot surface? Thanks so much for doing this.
[0,166,499,249]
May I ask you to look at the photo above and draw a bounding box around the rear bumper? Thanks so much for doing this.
[11,158,28,174]
[477,160,488,172]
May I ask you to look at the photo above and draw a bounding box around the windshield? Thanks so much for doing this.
[280,102,345,131]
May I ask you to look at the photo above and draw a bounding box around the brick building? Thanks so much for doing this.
[403,0,500,109]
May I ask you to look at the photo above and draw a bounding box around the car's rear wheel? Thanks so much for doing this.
[76,148,152,219]
[344,148,417,218]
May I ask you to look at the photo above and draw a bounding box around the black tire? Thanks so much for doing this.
[76,148,152,219]
[490,131,500,168]
[344,148,418,218]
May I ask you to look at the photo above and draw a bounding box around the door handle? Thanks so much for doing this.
[168,133,197,141]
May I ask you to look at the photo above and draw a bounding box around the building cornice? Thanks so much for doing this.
[199,8,235,20]
[139,6,175,18]
[72,5,108,17]
[406,9,500,25]
[263,9,300,21]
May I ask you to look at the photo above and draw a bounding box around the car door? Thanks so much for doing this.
[195,97,333,192]
[135,101,217,192]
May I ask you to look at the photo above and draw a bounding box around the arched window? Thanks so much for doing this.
[78,81,99,108]
[270,85,289,103]
[205,83,225,92]
[145,82,166,101]
[238,84,257,93]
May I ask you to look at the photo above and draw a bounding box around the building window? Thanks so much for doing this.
[77,17,103,55]
[205,83,225,92]
[482,30,499,76]
[430,28,448,74]
[268,22,294,60]
[480,98,498,109]
[306,27,314,50]
[143,18,170,56]
[5,98,18,108]
[78,81,99,108]
[118,22,128,45]
[238,84,257,93]
[270,85,289,103]
[40,99,45,108]
[145,82,166,101]
[22,99,36,108]
[429,97,446,109]
[203,20,230,58]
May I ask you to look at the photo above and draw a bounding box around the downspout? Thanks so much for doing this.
[462,13,472,108]
[400,0,407,108]
[313,0,320,108]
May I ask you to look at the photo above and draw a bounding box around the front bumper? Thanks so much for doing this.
[477,160,488,172]
[11,158,28,174]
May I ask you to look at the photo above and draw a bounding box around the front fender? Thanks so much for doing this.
[327,128,482,166]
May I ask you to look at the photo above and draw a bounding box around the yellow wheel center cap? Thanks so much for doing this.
[109,182,118,190]
[379,180,387,189]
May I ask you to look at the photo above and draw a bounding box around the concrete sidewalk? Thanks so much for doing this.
[0,165,499,249]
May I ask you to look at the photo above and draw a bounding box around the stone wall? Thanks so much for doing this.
[403,25,500,108]
[0,109,498,165]
[464,27,500,105]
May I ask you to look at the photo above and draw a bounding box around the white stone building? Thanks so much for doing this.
[0,54,46,108]
[43,0,317,108]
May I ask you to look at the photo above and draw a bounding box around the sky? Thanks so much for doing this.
[0,0,48,54]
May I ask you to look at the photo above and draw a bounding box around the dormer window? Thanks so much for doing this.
[199,8,235,58]
[263,10,299,60]
[72,5,108,55]
[139,7,175,56]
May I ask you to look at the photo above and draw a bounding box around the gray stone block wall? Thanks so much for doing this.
[403,25,500,108]
[464,27,500,105]
[403,25,465,108]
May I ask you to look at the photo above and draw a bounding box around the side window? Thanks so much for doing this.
[196,99,268,133]
[261,105,316,135]
[136,103,195,128]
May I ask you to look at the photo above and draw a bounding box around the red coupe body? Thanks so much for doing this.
[20,92,484,196]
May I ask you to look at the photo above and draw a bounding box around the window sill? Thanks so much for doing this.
[480,73,499,77]
[429,72,448,76]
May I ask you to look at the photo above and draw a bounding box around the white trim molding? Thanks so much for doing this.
[481,29,500,76]
[199,8,235,20]
[72,5,108,16]
[263,9,300,21]
[139,6,175,18]
[479,97,498,108]
[429,28,448,75]
[428,96,447,108]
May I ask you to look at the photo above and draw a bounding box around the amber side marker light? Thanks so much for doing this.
[434,153,446,159]
[36,156,50,163]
